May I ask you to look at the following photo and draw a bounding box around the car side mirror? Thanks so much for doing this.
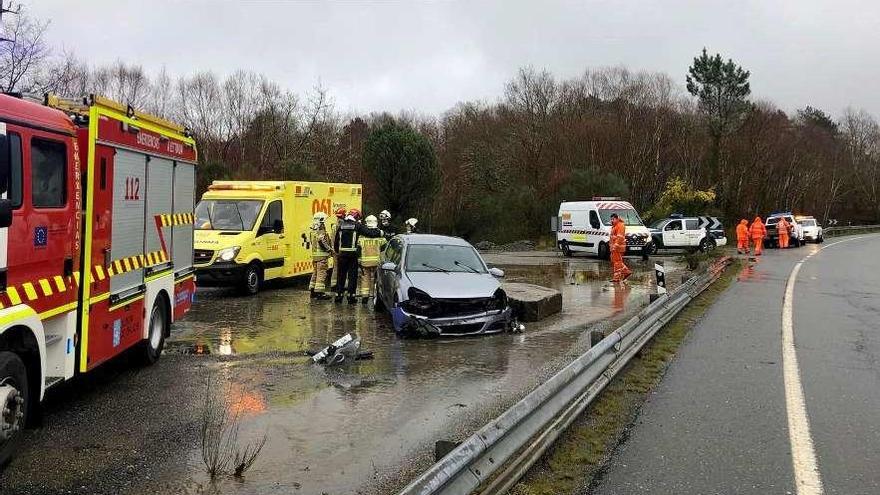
[0,132,8,196]
[489,267,505,278]
[381,262,397,271]
[273,219,284,234]
[0,198,11,228]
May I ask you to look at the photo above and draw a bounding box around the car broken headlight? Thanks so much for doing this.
[403,287,434,315]
[488,288,508,311]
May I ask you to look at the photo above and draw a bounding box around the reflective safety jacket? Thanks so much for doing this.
[610,220,627,253]
[749,217,766,239]
[310,229,333,260]
[357,235,387,267]
[334,220,359,253]
[736,220,749,241]
[777,218,790,235]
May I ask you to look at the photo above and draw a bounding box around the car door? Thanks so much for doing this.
[684,219,702,246]
[379,237,401,307]
[588,210,602,253]
[663,220,683,246]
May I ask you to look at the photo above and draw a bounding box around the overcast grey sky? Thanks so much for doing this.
[28,0,880,118]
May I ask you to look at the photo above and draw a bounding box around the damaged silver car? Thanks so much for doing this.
[375,234,514,336]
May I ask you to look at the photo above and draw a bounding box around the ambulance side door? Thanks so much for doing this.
[255,200,285,280]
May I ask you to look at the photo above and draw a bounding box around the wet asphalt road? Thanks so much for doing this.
[0,251,683,495]
[592,235,880,495]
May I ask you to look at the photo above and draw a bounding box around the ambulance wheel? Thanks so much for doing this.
[242,263,262,295]
[0,351,29,467]
[141,298,169,365]
[598,242,610,260]
[561,240,573,257]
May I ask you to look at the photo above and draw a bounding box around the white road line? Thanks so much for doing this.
[782,236,864,495]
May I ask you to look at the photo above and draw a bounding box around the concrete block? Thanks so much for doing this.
[503,282,562,322]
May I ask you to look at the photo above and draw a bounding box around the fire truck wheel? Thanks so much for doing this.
[0,351,29,467]
[242,263,262,295]
[141,299,169,365]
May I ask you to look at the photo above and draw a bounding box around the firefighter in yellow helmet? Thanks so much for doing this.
[308,212,335,300]
[357,215,387,305]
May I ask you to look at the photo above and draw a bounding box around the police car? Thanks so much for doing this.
[648,215,727,253]
[764,212,804,248]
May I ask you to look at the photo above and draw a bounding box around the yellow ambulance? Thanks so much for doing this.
[193,181,362,294]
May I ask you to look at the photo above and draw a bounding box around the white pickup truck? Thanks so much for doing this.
[648,215,727,253]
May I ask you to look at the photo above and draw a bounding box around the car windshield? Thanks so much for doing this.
[766,216,791,225]
[650,219,669,229]
[404,244,487,273]
[800,219,816,226]
[599,208,644,226]
[195,200,263,231]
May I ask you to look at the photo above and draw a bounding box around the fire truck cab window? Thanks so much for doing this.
[9,133,22,208]
[259,200,283,234]
[31,138,66,208]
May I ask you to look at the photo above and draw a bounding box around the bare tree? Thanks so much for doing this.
[0,5,51,93]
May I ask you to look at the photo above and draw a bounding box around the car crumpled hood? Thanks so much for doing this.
[405,272,501,299]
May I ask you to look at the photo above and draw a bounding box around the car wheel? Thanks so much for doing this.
[141,298,168,365]
[0,351,29,467]
[699,238,715,252]
[241,263,262,295]
[598,242,610,260]
[561,240,572,257]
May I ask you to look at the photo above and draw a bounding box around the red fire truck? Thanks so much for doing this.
[0,94,197,465]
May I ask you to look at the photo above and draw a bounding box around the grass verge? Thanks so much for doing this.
[509,259,743,495]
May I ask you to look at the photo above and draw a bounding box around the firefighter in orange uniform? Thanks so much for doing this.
[610,214,632,283]
[750,216,767,255]
[777,216,790,249]
[736,219,750,254]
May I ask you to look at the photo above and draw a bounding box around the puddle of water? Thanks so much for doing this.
[165,258,684,494]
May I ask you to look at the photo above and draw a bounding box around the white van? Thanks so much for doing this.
[556,199,653,259]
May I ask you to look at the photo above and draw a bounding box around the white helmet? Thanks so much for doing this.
[365,215,378,228]
[313,212,327,223]
[379,210,391,221]
[405,218,418,227]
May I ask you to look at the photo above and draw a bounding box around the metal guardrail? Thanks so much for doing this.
[824,225,880,237]
[398,258,732,495]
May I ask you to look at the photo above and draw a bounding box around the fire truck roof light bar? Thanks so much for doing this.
[43,93,193,139]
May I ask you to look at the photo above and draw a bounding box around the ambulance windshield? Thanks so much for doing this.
[195,200,263,231]
[599,208,644,226]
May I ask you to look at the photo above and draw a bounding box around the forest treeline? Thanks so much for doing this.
[3,7,879,242]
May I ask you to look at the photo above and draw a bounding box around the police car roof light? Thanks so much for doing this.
[669,213,684,218]
[592,196,621,201]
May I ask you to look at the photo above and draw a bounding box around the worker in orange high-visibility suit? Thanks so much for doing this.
[777,217,790,249]
[610,214,632,282]
[736,219,750,254]
[750,216,767,255]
